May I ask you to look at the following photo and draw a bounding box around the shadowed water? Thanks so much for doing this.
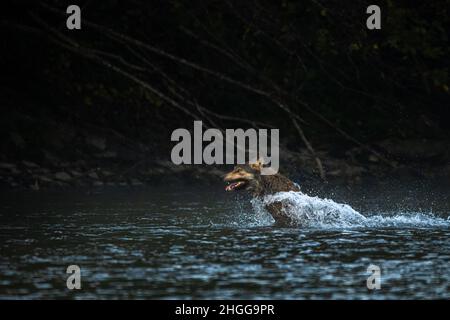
[0,183,449,299]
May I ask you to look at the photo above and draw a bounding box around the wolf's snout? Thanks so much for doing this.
[223,173,234,181]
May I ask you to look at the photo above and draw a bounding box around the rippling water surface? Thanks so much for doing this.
[0,183,449,299]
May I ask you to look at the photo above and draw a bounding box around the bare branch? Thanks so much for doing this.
[292,118,326,180]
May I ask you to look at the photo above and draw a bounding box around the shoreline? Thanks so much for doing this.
[1,157,449,191]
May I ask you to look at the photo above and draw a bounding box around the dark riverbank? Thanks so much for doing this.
[2,1,449,190]
[1,132,449,191]
[1,87,449,190]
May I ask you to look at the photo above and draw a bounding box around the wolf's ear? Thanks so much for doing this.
[250,158,264,171]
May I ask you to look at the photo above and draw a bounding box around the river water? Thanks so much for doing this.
[0,182,449,299]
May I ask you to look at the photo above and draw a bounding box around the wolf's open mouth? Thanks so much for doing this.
[225,181,245,191]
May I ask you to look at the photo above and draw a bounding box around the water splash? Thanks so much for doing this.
[250,191,450,229]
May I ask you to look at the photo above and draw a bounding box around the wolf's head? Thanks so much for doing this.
[223,160,264,194]
[223,159,300,197]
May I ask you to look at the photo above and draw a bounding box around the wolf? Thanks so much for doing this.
[223,160,300,226]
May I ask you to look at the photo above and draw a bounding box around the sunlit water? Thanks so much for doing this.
[0,183,449,299]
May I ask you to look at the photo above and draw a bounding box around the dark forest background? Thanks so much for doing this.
[1,0,449,189]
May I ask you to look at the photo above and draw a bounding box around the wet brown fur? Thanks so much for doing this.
[224,162,300,226]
